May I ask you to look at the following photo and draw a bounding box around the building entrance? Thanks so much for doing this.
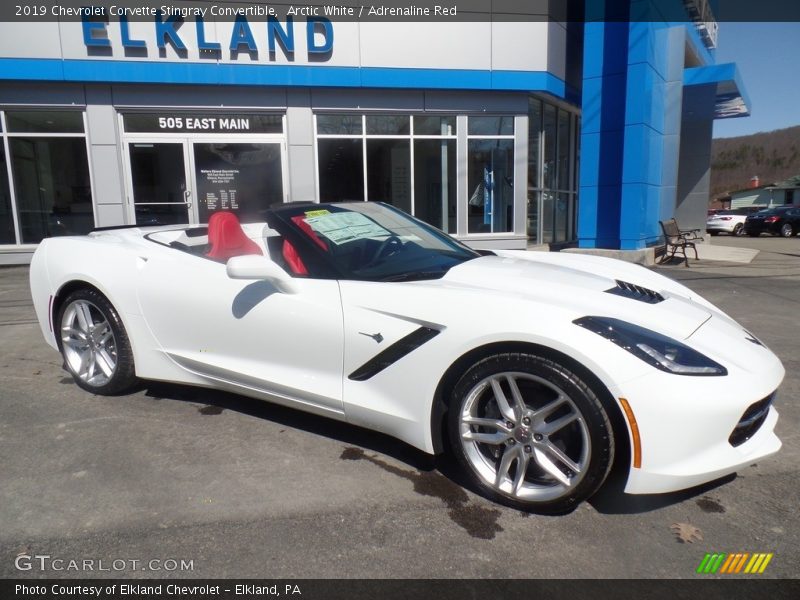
[121,113,287,226]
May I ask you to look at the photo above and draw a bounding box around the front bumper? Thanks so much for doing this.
[706,222,736,233]
[744,223,778,235]
[613,316,784,495]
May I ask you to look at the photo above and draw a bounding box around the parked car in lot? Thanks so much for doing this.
[28,202,784,514]
[706,207,758,236]
[745,206,800,237]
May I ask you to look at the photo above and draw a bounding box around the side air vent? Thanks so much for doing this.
[349,327,440,382]
[729,393,775,447]
[605,280,665,304]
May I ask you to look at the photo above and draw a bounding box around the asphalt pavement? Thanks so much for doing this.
[0,234,798,579]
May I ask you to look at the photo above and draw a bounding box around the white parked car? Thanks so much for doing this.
[29,202,783,513]
[706,208,754,236]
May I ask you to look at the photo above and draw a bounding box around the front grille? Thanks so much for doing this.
[605,280,665,304]
[728,392,775,447]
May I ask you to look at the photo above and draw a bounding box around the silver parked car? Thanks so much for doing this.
[706,207,760,236]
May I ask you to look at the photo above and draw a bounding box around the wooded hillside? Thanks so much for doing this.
[711,125,800,198]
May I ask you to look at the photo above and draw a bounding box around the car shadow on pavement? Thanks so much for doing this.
[141,381,438,473]
[140,381,735,517]
[588,468,736,515]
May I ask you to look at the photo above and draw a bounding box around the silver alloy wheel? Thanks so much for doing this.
[459,372,591,502]
[61,299,118,387]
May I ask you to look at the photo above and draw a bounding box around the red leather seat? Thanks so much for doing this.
[282,240,308,276]
[206,212,263,261]
[281,215,329,276]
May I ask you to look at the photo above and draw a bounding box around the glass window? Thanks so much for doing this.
[128,143,190,227]
[540,191,556,244]
[528,98,542,190]
[574,116,581,193]
[558,110,571,191]
[10,138,94,243]
[414,139,456,233]
[365,115,410,135]
[0,146,15,244]
[194,143,283,223]
[554,192,570,243]
[317,114,362,135]
[468,116,514,136]
[318,139,364,202]
[467,139,514,233]
[543,104,557,190]
[366,139,410,213]
[5,111,84,134]
[414,116,455,136]
[527,190,539,240]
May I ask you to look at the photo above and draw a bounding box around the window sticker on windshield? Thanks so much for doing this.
[305,212,391,245]
[304,209,330,218]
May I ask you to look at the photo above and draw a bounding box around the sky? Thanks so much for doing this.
[712,22,800,139]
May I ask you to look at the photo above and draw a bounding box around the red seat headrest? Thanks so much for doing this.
[206,212,263,261]
[282,240,308,276]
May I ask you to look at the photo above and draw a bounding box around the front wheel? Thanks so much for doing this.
[733,223,744,236]
[780,223,794,238]
[448,353,614,514]
[57,288,137,395]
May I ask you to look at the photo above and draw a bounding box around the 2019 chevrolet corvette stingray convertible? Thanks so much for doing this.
[30,202,783,513]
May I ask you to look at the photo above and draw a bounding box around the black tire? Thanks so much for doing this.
[780,223,793,238]
[748,231,760,237]
[56,287,137,395]
[709,231,719,236]
[733,223,743,236]
[447,352,614,514]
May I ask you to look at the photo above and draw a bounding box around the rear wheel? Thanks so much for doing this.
[780,223,793,238]
[57,288,137,395]
[448,353,614,514]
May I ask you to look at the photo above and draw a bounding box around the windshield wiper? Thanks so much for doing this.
[381,270,448,282]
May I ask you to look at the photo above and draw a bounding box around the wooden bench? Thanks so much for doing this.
[659,219,702,267]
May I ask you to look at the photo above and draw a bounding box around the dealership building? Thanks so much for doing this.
[0,1,748,264]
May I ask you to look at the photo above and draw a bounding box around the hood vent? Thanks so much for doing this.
[605,280,665,304]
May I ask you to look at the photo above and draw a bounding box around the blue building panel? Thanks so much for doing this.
[578,1,716,251]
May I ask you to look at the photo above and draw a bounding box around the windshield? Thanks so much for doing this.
[268,202,479,281]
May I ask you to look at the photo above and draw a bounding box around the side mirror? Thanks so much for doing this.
[226,255,299,294]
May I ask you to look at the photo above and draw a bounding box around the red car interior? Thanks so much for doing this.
[206,212,263,261]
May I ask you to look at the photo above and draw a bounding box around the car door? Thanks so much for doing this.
[136,247,344,416]
[790,208,800,231]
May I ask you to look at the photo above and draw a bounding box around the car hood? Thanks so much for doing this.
[438,252,713,340]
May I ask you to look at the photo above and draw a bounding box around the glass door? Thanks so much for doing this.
[190,141,285,224]
[127,142,194,226]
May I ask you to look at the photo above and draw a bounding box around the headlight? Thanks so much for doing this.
[573,316,727,376]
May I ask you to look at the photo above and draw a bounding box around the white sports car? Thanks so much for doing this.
[29,202,783,513]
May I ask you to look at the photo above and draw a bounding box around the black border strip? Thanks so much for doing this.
[2,579,798,600]
[5,1,800,22]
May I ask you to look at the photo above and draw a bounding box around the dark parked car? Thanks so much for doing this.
[745,206,800,237]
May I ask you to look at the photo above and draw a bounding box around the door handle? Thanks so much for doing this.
[184,189,193,208]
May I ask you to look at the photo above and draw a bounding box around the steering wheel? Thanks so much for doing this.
[363,235,403,268]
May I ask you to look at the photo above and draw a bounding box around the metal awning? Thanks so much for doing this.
[683,63,751,119]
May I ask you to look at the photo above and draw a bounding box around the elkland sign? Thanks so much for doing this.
[82,12,334,59]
